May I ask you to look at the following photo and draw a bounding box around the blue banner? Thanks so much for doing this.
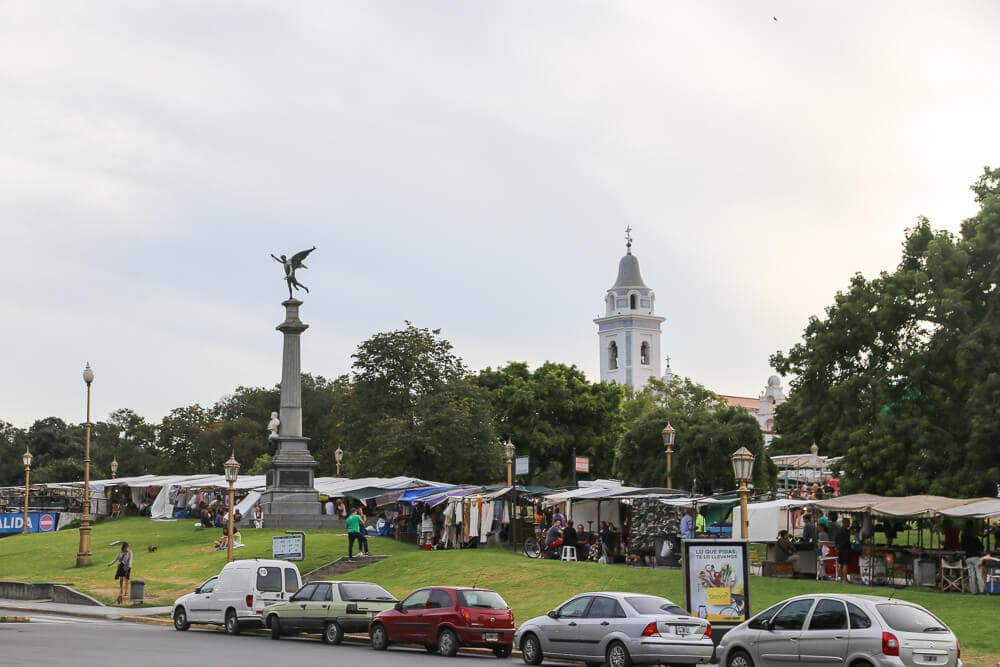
[0,512,59,534]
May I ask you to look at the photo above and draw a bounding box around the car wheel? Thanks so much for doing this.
[438,628,460,657]
[727,650,754,667]
[426,644,439,653]
[494,644,513,659]
[370,623,390,650]
[606,641,632,667]
[225,609,241,635]
[269,617,281,640]
[521,634,544,665]
[323,621,344,645]
[172,607,190,631]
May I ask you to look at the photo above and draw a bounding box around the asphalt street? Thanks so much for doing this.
[0,615,510,667]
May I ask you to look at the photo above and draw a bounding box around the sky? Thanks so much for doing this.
[2,2,999,428]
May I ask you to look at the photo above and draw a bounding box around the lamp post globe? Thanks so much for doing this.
[76,363,94,566]
[224,451,240,562]
[661,421,676,489]
[111,458,119,479]
[334,446,344,477]
[730,446,756,540]
[22,448,32,535]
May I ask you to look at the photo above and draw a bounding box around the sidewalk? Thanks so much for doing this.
[0,598,171,620]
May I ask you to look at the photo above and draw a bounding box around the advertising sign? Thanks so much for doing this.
[682,540,750,626]
[0,512,60,535]
[574,456,590,473]
[515,456,529,476]
[272,532,305,561]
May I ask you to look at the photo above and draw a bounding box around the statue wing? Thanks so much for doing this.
[289,246,316,269]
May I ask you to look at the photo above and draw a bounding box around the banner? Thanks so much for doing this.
[575,456,590,473]
[682,540,750,626]
[0,512,59,535]
[515,456,529,476]
[272,533,305,561]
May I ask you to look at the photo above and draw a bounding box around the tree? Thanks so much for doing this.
[772,167,1000,495]
[474,362,626,485]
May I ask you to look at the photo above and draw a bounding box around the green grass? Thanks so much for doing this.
[1,519,997,665]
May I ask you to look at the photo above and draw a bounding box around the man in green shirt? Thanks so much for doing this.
[695,507,707,534]
[346,509,365,558]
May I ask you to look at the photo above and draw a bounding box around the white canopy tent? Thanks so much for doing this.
[730,498,812,541]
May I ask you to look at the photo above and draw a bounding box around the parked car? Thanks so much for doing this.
[717,593,962,667]
[369,586,515,657]
[264,580,397,644]
[172,559,302,635]
[514,592,713,667]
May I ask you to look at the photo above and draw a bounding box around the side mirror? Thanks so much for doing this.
[394,602,404,612]
[547,610,558,619]
[194,587,201,594]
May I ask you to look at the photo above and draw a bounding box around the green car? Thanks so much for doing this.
[264,580,398,645]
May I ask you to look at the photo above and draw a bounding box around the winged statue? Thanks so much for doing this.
[271,246,317,300]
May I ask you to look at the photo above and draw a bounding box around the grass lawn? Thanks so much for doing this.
[1,519,997,665]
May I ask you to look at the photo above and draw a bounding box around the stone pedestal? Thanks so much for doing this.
[259,298,323,528]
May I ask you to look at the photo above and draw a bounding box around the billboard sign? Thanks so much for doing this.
[0,512,60,534]
[575,456,590,473]
[682,539,750,627]
[272,532,305,561]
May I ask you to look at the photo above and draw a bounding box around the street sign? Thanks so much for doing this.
[272,532,305,561]
[515,456,529,476]
[575,456,590,473]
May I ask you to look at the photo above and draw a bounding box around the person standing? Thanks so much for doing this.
[420,510,435,548]
[680,508,696,540]
[801,513,816,544]
[835,517,852,583]
[107,542,133,604]
[324,497,335,515]
[695,507,707,534]
[961,520,985,593]
[600,521,614,563]
[346,508,364,559]
[562,520,578,560]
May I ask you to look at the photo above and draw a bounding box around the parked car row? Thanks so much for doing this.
[172,559,962,667]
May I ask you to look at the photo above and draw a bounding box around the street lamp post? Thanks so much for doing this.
[334,447,344,477]
[111,458,119,479]
[76,363,95,567]
[224,451,241,563]
[22,448,32,534]
[661,421,676,489]
[730,446,756,540]
[504,439,515,487]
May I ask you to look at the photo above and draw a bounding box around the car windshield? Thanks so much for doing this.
[876,604,950,633]
[340,583,395,601]
[624,596,688,616]
[458,590,508,609]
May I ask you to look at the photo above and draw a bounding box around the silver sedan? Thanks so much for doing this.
[717,593,962,667]
[514,592,714,667]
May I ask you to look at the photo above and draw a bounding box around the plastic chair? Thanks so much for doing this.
[749,543,766,576]
[940,556,966,592]
[110,503,121,519]
[816,543,839,581]
[561,545,578,562]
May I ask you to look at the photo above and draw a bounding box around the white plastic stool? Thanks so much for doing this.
[561,546,578,562]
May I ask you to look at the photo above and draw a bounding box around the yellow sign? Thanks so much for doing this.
[706,588,731,606]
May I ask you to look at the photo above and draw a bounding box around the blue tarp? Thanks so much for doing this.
[398,486,456,503]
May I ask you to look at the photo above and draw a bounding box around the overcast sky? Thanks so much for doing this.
[2,2,999,428]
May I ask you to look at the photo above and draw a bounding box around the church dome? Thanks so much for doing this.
[612,252,648,289]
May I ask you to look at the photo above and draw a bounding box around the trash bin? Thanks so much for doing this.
[130,580,145,603]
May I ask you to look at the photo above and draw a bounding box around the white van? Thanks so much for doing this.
[172,559,302,635]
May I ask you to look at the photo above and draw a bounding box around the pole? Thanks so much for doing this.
[506,457,512,487]
[739,479,749,540]
[572,447,577,487]
[336,461,341,477]
[76,379,93,566]
[666,444,673,489]
[22,465,30,534]
[227,480,235,563]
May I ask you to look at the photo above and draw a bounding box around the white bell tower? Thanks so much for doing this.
[594,229,665,389]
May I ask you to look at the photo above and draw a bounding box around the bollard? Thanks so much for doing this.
[129,580,145,604]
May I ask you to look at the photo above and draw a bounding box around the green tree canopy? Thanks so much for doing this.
[772,167,1000,495]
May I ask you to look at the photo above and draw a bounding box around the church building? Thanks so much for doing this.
[593,231,665,389]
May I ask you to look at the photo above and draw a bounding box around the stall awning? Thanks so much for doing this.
[938,498,1000,519]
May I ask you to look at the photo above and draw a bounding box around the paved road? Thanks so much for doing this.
[0,617,508,667]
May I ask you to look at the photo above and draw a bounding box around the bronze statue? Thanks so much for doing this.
[271,247,316,300]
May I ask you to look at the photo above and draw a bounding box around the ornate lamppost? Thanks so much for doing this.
[224,451,240,563]
[504,438,515,486]
[22,447,32,534]
[76,363,95,566]
[111,457,119,480]
[661,421,676,489]
[730,446,756,540]
[334,447,344,477]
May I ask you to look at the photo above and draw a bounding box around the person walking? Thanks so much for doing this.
[107,542,133,604]
[835,517,853,583]
[680,508,696,540]
[346,508,365,559]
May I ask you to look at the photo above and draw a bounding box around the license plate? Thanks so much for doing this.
[921,656,939,663]
[674,626,693,636]
[484,632,499,642]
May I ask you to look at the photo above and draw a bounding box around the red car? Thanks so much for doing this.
[369,586,515,658]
